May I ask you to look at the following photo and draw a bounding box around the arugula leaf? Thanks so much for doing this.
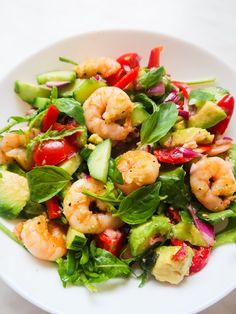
[159,167,189,209]
[134,93,158,112]
[28,110,47,130]
[0,222,23,247]
[189,86,229,107]
[54,98,85,125]
[140,102,178,146]
[59,56,78,66]
[108,159,124,184]
[27,166,71,202]
[214,218,236,248]
[138,66,165,89]
[115,182,161,224]
[0,112,37,135]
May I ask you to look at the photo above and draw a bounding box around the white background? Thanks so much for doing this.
[0,0,235,313]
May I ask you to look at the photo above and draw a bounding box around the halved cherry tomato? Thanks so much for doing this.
[106,68,126,86]
[171,239,185,246]
[189,247,211,275]
[166,207,181,224]
[148,46,163,68]
[154,148,195,164]
[46,196,62,219]
[172,81,191,99]
[172,242,188,261]
[33,139,77,166]
[210,95,234,135]
[117,52,141,70]
[114,67,139,89]
[41,105,60,132]
[95,229,124,256]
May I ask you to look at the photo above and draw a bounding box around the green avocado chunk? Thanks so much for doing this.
[0,169,30,219]
[188,101,226,129]
[160,127,214,147]
[129,216,171,256]
[172,221,209,247]
[131,103,150,126]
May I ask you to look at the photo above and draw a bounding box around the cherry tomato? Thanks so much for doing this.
[172,242,188,262]
[46,196,62,219]
[148,46,163,68]
[154,148,195,164]
[95,229,124,256]
[41,105,60,132]
[33,139,77,166]
[189,247,211,275]
[117,52,141,70]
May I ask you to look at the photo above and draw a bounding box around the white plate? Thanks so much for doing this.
[0,30,235,314]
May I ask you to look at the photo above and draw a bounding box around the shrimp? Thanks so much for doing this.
[116,150,160,194]
[76,57,121,79]
[190,157,236,212]
[83,86,134,141]
[17,215,67,261]
[63,176,122,234]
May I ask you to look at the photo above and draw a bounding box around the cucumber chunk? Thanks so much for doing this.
[76,126,87,147]
[73,79,106,103]
[131,103,150,126]
[58,154,82,176]
[66,227,87,251]
[14,80,51,104]
[87,139,112,183]
[36,71,76,84]
[32,97,50,110]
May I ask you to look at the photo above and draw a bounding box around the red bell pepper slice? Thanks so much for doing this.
[117,52,141,70]
[106,68,126,86]
[172,242,188,261]
[148,46,163,68]
[41,105,60,132]
[154,148,196,164]
[210,94,234,135]
[189,247,211,275]
[46,196,62,219]
[95,229,124,256]
[114,67,139,89]
[171,239,185,246]
[172,81,191,99]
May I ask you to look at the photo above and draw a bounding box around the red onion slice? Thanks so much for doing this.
[46,81,70,88]
[179,147,202,158]
[178,110,190,120]
[147,82,165,96]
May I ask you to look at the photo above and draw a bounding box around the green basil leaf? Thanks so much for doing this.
[159,167,189,209]
[138,66,165,89]
[27,166,71,202]
[108,159,124,184]
[134,93,158,112]
[189,86,229,107]
[7,163,26,177]
[140,102,178,145]
[54,98,85,125]
[214,218,236,248]
[116,182,161,224]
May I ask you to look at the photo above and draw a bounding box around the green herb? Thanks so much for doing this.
[0,222,23,247]
[59,56,78,66]
[159,167,189,209]
[115,182,161,224]
[183,77,216,85]
[134,93,158,112]
[189,86,229,107]
[140,102,178,146]
[28,109,47,130]
[138,66,165,89]
[108,159,124,184]
[0,113,37,135]
[22,200,45,218]
[54,98,85,125]
[7,163,26,177]
[214,218,236,248]
[27,166,71,203]
[50,86,58,101]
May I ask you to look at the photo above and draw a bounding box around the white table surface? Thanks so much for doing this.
[0,0,235,313]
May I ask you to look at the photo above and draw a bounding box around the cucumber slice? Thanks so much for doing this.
[58,154,82,176]
[36,71,76,84]
[66,227,87,251]
[14,80,51,104]
[87,139,112,183]
[131,103,150,126]
[32,97,50,110]
[73,79,106,103]
[76,126,87,147]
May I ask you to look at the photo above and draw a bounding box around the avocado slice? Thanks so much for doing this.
[129,216,171,256]
[131,103,150,127]
[15,80,51,105]
[160,127,214,147]
[73,79,106,103]
[36,71,76,84]
[0,169,29,219]
[58,154,82,176]
[188,101,226,129]
[172,221,209,246]
[66,227,87,250]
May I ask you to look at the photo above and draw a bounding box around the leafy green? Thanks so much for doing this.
[189,86,229,107]
[7,163,26,177]
[0,112,37,135]
[27,166,71,203]
[115,182,161,224]
[54,98,85,125]
[22,200,45,218]
[133,93,158,112]
[0,222,23,247]
[138,66,165,89]
[183,77,216,85]
[214,218,236,248]
[57,242,131,291]
[50,86,58,100]
[159,167,189,209]
[59,56,78,66]
[28,109,47,130]
[140,102,178,146]
[108,159,124,184]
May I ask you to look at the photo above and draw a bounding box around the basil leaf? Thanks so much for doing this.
[27,166,71,202]
[159,167,189,209]
[22,200,45,218]
[7,163,26,177]
[189,86,229,107]
[134,93,158,112]
[140,102,178,145]
[214,218,236,248]
[138,66,165,89]
[116,182,161,224]
[108,159,124,184]
[54,98,85,125]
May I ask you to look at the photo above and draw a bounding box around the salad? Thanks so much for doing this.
[0,47,236,291]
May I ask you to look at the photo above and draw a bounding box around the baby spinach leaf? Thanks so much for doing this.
[214,218,236,248]
[140,102,178,145]
[27,166,71,202]
[189,86,229,107]
[108,159,124,184]
[115,182,161,224]
[134,93,158,112]
[54,98,85,125]
[138,66,165,89]
[159,167,189,209]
